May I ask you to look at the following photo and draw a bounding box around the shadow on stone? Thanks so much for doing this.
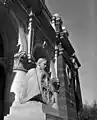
[9,92,15,107]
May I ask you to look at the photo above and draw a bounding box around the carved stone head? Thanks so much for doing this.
[36,58,47,70]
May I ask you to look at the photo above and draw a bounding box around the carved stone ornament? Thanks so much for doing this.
[13,51,27,72]
[41,71,55,106]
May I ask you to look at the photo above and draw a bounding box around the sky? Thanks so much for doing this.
[46,0,97,105]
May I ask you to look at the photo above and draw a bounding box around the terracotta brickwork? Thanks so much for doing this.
[57,54,77,120]
[57,54,68,119]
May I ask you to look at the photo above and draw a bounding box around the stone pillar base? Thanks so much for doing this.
[4,101,64,120]
[4,101,45,120]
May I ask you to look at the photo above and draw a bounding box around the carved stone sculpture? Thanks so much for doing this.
[17,58,55,106]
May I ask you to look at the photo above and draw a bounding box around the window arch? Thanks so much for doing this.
[65,64,72,86]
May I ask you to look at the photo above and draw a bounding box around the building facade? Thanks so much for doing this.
[0,0,82,120]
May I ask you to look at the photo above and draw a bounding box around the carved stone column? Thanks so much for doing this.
[27,9,35,63]
[75,69,83,112]
[51,45,59,110]
[71,55,83,112]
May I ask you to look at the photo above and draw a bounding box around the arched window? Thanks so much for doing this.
[65,64,72,86]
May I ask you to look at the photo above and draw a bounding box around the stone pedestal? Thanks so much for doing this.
[4,102,45,120]
[4,101,63,120]
[10,70,26,104]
